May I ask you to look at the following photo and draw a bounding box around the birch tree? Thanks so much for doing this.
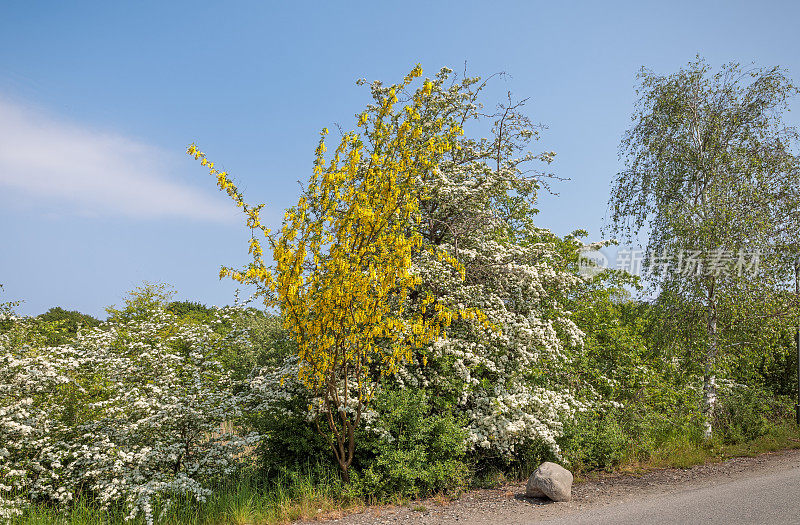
[608,58,800,439]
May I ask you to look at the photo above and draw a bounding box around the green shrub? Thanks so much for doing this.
[166,300,215,323]
[560,409,627,473]
[715,384,790,444]
[36,307,101,343]
[354,389,469,498]
[252,393,335,474]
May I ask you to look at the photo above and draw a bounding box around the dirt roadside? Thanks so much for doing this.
[298,448,800,525]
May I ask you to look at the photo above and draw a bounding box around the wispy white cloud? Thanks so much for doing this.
[0,97,235,222]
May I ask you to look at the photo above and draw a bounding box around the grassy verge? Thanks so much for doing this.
[13,469,364,525]
[13,423,800,524]
[594,421,800,478]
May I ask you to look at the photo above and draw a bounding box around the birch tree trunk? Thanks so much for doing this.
[703,289,718,440]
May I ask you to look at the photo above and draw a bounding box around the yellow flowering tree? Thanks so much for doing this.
[188,65,488,480]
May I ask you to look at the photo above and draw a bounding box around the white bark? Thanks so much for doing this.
[703,373,716,440]
[703,288,718,440]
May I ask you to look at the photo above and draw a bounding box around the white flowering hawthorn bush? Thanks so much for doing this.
[0,289,258,523]
[400,234,586,458]
[0,336,74,520]
[390,70,588,459]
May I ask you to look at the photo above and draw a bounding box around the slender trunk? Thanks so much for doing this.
[703,281,718,440]
[795,259,799,424]
[325,408,353,482]
[333,410,354,483]
[339,462,350,483]
[322,374,358,483]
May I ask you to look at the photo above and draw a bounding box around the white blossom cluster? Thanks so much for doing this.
[407,227,586,458]
[395,71,589,459]
[247,353,383,437]
[0,302,258,523]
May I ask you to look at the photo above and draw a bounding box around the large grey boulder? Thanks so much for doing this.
[525,462,573,501]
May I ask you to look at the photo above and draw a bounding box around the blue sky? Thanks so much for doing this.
[2,0,799,317]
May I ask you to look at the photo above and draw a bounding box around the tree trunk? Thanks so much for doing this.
[333,420,354,483]
[703,286,718,440]
[339,462,350,483]
[795,259,799,425]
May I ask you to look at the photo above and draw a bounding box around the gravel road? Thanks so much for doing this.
[537,456,800,524]
[299,448,800,525]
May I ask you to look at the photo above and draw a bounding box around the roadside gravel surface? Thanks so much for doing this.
[298,448,800,524]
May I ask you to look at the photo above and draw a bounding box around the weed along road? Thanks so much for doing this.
[310,450,800,525]
[536,457,800,525]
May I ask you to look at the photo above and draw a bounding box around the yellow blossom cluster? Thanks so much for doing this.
[188,65,485,402]
[187,144,275,293]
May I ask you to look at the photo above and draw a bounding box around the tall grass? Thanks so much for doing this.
[612,421,800,475]
[13,465,362,525]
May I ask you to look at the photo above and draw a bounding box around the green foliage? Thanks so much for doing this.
[35,307,101,345]
[237,313,329,473]
[235,308,297,363]
[105,282,175,322]
[252,386,470,499]
[355,389,469,498]
[215,307,287,385]
[6,60,800,522]
[0,290,100,347]
[253,393,334,474]
[755,328,799,397]
[560,410,627,472]
[715,384,792,444]
[166,300,215,323]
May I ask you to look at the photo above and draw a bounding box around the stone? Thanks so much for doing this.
[525,461,573,501]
